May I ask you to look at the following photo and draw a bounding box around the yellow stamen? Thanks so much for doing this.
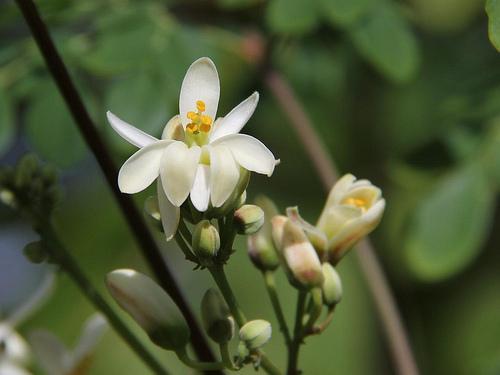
[186,123,199,134]
[201,115,212,126]
[196,100,206,112]
[200,123,211,133]
[187,111,198,121]
[344,197,367,209]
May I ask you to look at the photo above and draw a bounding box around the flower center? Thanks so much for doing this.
[343,197,368,211]
[186,100,212,135]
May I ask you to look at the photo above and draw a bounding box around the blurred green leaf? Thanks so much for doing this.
[350,4,420,83]
[266,0,319,35]
[405,165,495,281]
[25,81,87,167]
[105,74,172,153]
[486,0,500,51]
[0,86,14,156]
[319,0,374,27]
[216,0,261,9]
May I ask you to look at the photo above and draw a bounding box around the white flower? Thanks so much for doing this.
[29,314,108,375]
[0,272,55,375]
[107,57,278,240]
[316,174,385,264]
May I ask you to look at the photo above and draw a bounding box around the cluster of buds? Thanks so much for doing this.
[0,154,61,227]
[247,174,385,308]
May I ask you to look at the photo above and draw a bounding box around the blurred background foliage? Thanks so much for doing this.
[1,0,499,374]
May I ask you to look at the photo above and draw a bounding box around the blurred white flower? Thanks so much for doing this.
[0,272,55,375]
[107,57,278,239]
[29,314,108,375]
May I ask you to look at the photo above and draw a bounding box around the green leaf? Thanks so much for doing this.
[105,75,172,153]
[266,0,319,35]
[25,81,87,167]
[319,0,374,27]
[216,0,260,9]
[405,165,495,281]
[350,4,420,83]
[0,86,14,157]
[486,0,500,51]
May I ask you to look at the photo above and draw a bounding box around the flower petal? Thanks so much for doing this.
[212,134,277,177]
[157,179,180,240]
[209,145,240,207]
[161,115,185,141]
[160,143,201,206]
[72,314,108,367]
[29,330,68,375]
[0,361,32,375]
[0,325,30,365]
[190,165,211,212]
[106,111,158,148]
[118,140,173,194]
[179,57,220,127]
[209,92,259,141]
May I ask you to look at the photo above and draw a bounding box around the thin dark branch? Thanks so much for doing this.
[264,69,419,375]
[14,0,219,368]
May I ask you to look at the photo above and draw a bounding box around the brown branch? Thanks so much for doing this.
[14,0,220,369]
[265,69,419,375]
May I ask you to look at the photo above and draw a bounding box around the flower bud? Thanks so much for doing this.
[201,289,234,344]
[270,215,287,250]
[211,169,250,217]
[23,241,47,264]
[239,320,271,350]
[317,174,386,264]
[247,235,280,271]
[286,207,327,260]
[321,263,342,306]
[192,220,220,266]
[106,269,190,351]
[280,219,324,289]
[0,189,16,208]
[234,205,264,235]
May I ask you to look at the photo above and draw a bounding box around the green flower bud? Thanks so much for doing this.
[247,235,280,271]
[23,241,47,264]
[14,154,38,188]
[106,269,190,351]
[192,220,220,266]
[234,205,264,235]
[321,263,342,306]
[280,219,324,289]
[239,320,272,350]
[201,289,234,344]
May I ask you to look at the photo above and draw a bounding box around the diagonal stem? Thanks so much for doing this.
[13,0,219,367]
[265,69,419,375]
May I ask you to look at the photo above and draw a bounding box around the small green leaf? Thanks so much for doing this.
[105,75,172,153]
[319,0,374,27]
[350,4,420,83]
[266,0,319,35]
[25,81,87,167]
[405,165,495,281]
[0,86,14,157]
[486,0,500,51]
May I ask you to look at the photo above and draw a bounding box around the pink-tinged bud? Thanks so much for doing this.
[286,207,327,260]
[317,174,385,265]
[271,215,288,250]
[280,219,324,289]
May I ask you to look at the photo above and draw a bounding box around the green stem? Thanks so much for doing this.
[311,306,336,335]
[263,271,292,346]
[40,222,169,375]
[302,288,323,336]
[220,342,239,371]
[174,232,197,263]
[175,347,226,371]
[208,264,282,375]
[287,290,307,375]
[177,219,193,245]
